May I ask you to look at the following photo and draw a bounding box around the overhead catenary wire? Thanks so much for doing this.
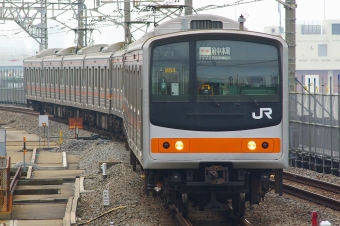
[0,0,261,39]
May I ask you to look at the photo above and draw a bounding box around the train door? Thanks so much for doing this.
[119,66,123,111]
[82,67,87,107]
[75,67,79,104]
[87,67,93,105]
[43,68,47,99]
[47,68,50,99]
[37,68,41,99]
[99,67,103,108]
[61,67,64,102]
[30,69,33,96]
[68,68,74,103]
[63,67,67,102]
[64,68,68,102]
[92,67,99,106]
[87,67,90,106]
[57,68,60,101]
[94,67,99,107]
[52,68,56,100]
[51,68,54,99]
[79,67,82,104]
[101,67,105,109]
[68,68,72,102]
[136,67,141,152]
[106,66,110,110]
[70,68,74,102]
[40,69,44,100]
[114,66,119,112]
[129,67,133,144]
[26,68,31,96]
[133,68,137,149]
[114,66,118,112]
[73,67,77,104]
[33,68,36,97]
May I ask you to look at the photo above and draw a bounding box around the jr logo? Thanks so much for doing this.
[252,108,272,119]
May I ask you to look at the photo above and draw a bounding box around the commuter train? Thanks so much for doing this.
[24,14,288,217]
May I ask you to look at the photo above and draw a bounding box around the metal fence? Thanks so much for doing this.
[289,77,340,175]
[0,68,25,106]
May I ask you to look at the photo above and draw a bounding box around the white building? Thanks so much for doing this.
[265,20,340,93]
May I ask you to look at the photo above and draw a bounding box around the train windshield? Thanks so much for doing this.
[151,42,190,101]
[150,37,282,131]
[196,40,279,103]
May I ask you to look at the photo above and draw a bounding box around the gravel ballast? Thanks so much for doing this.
[1,111,340,225]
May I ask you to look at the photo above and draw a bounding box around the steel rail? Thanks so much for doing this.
[238,217,253,226]
[10,165,23,195]
[282,183,340,211]
[283,171,340,194]
[0,105,39,116]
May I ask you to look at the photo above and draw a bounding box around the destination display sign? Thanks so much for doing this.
[198,47,231,60]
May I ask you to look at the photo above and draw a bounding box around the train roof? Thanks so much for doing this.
[36,48,62,57]
[101,42,125,53]
[77,44,108,55]
[56,46,78,56]
[142,14,240,39]
[125,14,242,52]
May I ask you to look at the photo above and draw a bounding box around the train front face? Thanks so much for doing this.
[143,30,288,202]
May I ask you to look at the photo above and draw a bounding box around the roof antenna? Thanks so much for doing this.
[238,14,246,31]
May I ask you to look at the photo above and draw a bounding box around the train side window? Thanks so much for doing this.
[75,68,78,88]
[60,69,64,86]
[46,69,48,85]
[65,69,70,86]
[82,67,86,88]
[101,68,104,90]
[151,42,189,101]
[51,68,53,86]
[88,68,92,89]
[94,68,97,89]
[71,68,74,87]
[48,69,50,85]
[41,69,44,86]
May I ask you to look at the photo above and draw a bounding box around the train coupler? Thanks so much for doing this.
[205,165,228,184]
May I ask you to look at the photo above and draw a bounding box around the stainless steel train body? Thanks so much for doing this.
[24,14,288,216]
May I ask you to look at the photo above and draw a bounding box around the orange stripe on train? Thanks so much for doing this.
[151,138,281,153]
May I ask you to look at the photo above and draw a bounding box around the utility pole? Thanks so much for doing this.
[285,0,297,92]
[124,0,131,44]
[185,0,192,15]
[276,0,297,92]
[78,0,85,48]
[40,0,48,51]
[276,0,297,159]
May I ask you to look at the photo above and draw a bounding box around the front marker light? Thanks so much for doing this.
[175,141,184,151]
[248,141,256,151]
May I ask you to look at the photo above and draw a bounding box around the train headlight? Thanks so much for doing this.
[175,141,184,151]
[247,141,256,151]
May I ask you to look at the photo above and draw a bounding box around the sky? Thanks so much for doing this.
[0,0,340,55]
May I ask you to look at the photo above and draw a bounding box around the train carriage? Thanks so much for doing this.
[24,14,288,218]
[42,50,66,105]
[24,48,61,113]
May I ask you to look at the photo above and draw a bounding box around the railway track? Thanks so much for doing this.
[0,105,39,116]
[281,171,340,211]
[1,105,255,225]
[0,105,118,139]
[166,202,253,226]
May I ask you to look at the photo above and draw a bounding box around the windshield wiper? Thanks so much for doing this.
[242,89,258,106]
[202,90,220,107]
